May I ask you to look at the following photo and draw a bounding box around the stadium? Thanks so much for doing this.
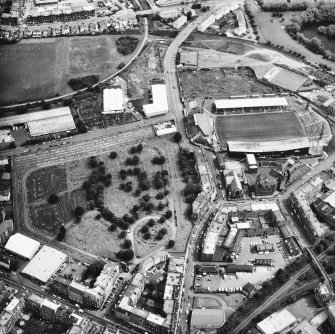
[214,96,332,157]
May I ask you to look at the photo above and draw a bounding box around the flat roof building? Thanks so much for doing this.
[256,309,297,334]
[103,87,124,114]
[143,84,169,118]
[5,233,40,260]
[22,245,67,283]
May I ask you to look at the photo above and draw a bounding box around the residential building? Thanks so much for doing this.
[0,297,25,334]
[315,283,335,306]
[0,219,13,245]
[0,190,10,202]
[288,176,325,243]
[52,276,71,297]
[197,14,215,32]
[172,15,187,29]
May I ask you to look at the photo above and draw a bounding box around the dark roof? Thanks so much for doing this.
[226,264,253,273]
[243,282,256,294]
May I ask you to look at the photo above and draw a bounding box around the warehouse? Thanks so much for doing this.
[5,233,40,260]
[143,84,169,118]
[26,107,76,137]
[257,308,298,334]
[22,245,67,283]
[103,87,124,114]
[214,97,288,112]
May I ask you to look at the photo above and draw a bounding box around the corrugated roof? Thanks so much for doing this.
[215,97,288,109]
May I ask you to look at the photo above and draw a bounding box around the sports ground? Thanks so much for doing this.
[0,35,140,105]
[215,112,305,143]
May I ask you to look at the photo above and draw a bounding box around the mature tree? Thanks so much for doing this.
[119,231,127,239]
[130,146,137,154]
[165,210,172,219]
[167,240,175,248]
[123,239,132,249]
[74,206,85,217]
[159,228,167,235]
[148,219,155,227]
[141,225,149,233]
[89,156,99,168]
[139,179,150,191]
[110,151,118,159]
[174,132,182,143]
[133,167,141,175]
[48,194,59,205]
[143,232,151,240]
[109,224,117,232]
[137,143,143,152]
[57,226,66,241]
[157,202,164,211]
[156,192,164,200]
[159,216,166,224]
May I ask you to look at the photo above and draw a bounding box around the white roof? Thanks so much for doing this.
[22,245,67,283]
[257,309,297,334]
[103,88,123,113]
[246,154,257,165]
[227,138,310,153]
[147,312,165,325]
[5,298,20,312]
[27,107,75,137]
[5,233,40,259]
[215,97,288,109]
[143,84,169,117]
[324,191,335,207]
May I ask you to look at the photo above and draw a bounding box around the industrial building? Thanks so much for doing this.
[190,309,225,330]
[197,14,215,32]
[246,154,257,173]
[22,245,67,283]
[215,97,288,112]
[172,15,187,29]
[5,233,40,260]
[143,84,169,118]
[102,87,124,114]
[256,308,298,334]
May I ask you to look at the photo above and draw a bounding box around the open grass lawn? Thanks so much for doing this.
[179,68,273,99]
[0,39,65,105]
[215,112,305,142]
[0,35,142,105]
[26,165,67,203]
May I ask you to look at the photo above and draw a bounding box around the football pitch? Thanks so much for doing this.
[0,35,140,106]
[215,112,305,143]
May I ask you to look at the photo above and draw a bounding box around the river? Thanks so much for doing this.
[302,24,335,53]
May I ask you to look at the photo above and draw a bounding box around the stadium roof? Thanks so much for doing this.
[103,87,123,114]
[194,113,212,136]
[5,233,40,259]
[263,66,307,92]
[215,97,288,109]
[227,138,310,153]
[27,107,75,137]
[257,309,297,334]
[191,309,225,328]
[22,245,67,283]
[143,84,169,118]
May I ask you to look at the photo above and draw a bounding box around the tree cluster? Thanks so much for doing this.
[68,75,99,90]
[125,155,140,166]
[130,144,143,154]
[152,155,166,165]
[116,249,134,261]
[152,170,169,189]
[116,36,139,55]
[57,226,66,241]
[82,261,104,280]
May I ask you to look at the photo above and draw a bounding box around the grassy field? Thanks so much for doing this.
[179,68,273,99]
[215,112,305,142]
[0,35,142,105]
